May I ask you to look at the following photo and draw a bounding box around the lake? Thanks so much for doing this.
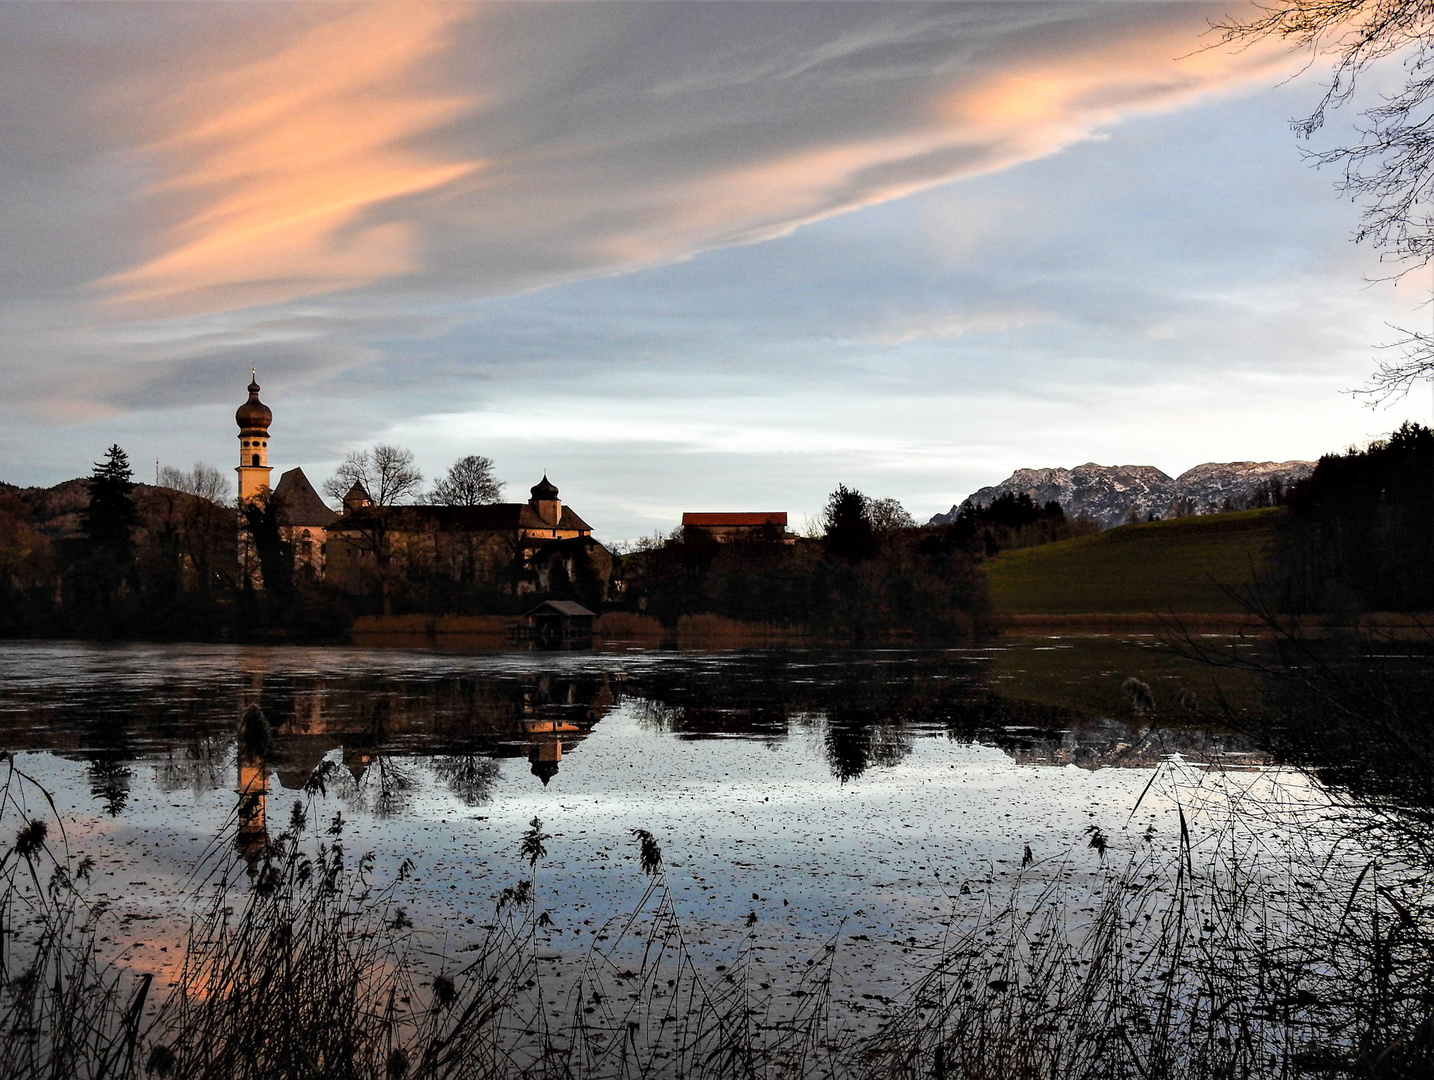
[0,635,1339,1015]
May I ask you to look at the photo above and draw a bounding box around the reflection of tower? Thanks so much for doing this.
[236,702,274,870]
[522,717,577,785]
[235,369,274,504]
[236,755,269,869]
[527,730,561,784]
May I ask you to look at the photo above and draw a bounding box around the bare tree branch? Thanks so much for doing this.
[158,462,231,504]
[1364,323,1434,401]
[428,455,503,506]
[1216,2,1434,400]
[322,445,422,507]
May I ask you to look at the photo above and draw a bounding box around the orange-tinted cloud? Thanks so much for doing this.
[945,18,1292,152]
[547,11,1294,279]
[87,4,1294,326]
[101,2,481,316]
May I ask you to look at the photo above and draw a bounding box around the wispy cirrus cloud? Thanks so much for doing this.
[99,2,482,315]
[55,2,1294,325]
[858,308,1051,345]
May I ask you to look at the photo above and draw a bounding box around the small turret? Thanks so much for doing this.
[342,481,373,514]
[529,473,561,526]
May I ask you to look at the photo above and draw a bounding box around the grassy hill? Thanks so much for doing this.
[983,508,1282,616]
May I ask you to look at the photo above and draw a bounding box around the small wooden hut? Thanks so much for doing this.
[518,600,597,647]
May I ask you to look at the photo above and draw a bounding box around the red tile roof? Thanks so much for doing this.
[682,512,787,527]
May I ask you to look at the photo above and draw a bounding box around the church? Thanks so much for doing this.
[235,374,613,604]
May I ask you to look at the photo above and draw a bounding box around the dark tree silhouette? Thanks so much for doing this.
[1274,421,1434,611]
[70,444,140,626]
[241,496,296,609]
[823,484,876,563]
[82,445,138,561]
[324,444,422,617]
[429,454,503,505]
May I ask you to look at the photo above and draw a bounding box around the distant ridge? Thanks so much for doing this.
[929,460,1315,529]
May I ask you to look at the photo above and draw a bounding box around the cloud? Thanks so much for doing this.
[859,308,1051,345]
[99,2,482,315]
[5,0,1403,539]
[12,2,1293,330]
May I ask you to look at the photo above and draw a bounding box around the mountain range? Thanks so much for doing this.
[928,460,1316,529]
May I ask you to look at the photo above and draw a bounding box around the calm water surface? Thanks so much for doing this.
[0,638,1318,1001]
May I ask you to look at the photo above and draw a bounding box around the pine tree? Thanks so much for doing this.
[82,444,138,561]
[822,484,876,563]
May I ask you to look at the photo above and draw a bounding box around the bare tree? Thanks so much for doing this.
[1217,1,1434,397]
[322,444,422,507]
[868,496,917,534]
[154,461,234,596]
[429,454,503,506]
[323,444,422,616]
[159,462,231,504]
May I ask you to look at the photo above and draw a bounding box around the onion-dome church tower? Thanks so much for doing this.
[236,368,273,503]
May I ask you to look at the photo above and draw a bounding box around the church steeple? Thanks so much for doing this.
[236,368,273,503]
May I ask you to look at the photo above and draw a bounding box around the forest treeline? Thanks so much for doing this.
[1,450,1001,641]
[1266,421,1434,614]
[7,423,1430,641]
[623,486,990,639]
[3,453,385,638]
[0,447,341,640]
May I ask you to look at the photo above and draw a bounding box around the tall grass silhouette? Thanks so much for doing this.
[1,750,1430,1079]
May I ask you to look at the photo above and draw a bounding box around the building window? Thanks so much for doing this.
[251,454,260,467]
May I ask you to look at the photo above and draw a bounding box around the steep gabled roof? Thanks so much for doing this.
[273,468,338,527]
[538,505,592,533]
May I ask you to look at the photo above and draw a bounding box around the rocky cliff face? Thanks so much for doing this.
[929,460,1314,529]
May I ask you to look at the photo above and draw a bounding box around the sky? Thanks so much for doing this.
[0,1,1428,541]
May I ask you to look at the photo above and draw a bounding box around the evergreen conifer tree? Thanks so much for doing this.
[82,444,138,560]
[822,484,876,563]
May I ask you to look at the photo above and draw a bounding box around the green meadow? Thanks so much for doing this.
[983,507,1281,616]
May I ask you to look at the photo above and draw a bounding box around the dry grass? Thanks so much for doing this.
[674,614,809,646]
[350,615,510,638]
[595,612,666,641]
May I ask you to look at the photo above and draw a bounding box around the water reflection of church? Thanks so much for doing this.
[233,659,615,865]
